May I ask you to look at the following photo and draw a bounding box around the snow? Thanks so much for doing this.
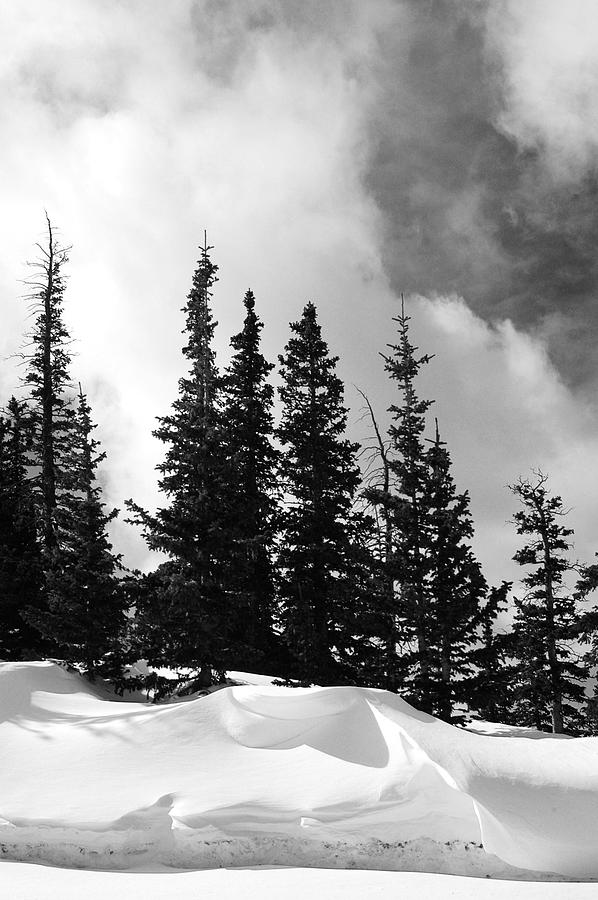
[2,660,598,896]
[4,863,598,900]
[464,720,573,740]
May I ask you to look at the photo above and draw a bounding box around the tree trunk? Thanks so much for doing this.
[539,513,564,734]
[198,665,212,688]
[41,221,57,557]
[439,630,452,721]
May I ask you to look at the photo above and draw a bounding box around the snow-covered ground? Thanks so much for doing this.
[5,862,598,900]
[2,661,598,897]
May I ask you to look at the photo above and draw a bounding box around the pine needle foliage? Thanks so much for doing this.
[423,421,490,719]
[19,216,75,561]
[366,301,490,718]
[220,290,281,669]
[27,387,127,678]
[509,472,587,734]
[276,303,364,684]
[380,300,436,706]
[0,398,44,658]
[127,238,239,683]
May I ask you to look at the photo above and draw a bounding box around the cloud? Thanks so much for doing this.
[364,0,598,391]
[485,0,598,181]
[398,294,598,587]
[0,0,387,570]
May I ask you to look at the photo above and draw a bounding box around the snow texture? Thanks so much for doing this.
[1,661,597,880]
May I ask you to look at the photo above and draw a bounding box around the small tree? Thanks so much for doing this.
[276,303,364,684]
[509,471,587,733]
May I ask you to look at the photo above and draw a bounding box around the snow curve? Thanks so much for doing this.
[1,661,597,879]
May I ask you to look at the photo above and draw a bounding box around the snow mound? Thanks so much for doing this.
[1,661,598,879]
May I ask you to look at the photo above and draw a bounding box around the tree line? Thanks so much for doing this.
[2,219,598,734]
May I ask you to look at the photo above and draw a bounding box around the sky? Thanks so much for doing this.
[1,0,598,588]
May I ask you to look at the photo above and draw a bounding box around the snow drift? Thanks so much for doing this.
[1,661,598,879]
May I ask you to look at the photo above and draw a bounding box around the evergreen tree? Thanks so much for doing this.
[358,389,403,691]
[276,303,364,684]
[467,582,515,723]
[127,237,237,684]
[576,558,598,733]
[220,290,280,670]
[16,219,126,675]
[27,386,127,678]
[423,420,490,719]
[509,471,587,733]
[0,398,44,658]
[576,556,598,600]
[509,596,556,732]
[20,216,75,562]
[378,300,435,708]
[367,301,490,717]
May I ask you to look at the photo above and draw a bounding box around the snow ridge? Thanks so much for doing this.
[1,662,598,880]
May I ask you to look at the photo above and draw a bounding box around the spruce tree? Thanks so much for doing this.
[367,301,490,717]
[379,300,436,708]
[0,398,44,658]
[468,582,515,724]
[423,421,490,719]
[276,302,363,684]
[20,216,75,562]
[220,290,280,670]
[576,558,598,733]
[27,386,127,678]
[127,237,237,684]
[509,472,587,733]
[16,219,126,675]
[358,389,403,691]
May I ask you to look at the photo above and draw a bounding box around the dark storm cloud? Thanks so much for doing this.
[364,0,598,388]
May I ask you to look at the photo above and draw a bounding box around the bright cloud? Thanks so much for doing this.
[406,294,598,586]
[486,0,598,180]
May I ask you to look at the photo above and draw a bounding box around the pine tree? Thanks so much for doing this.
[358,389,404,691]
[380,299,436,708]
[509,471,587,733]
[220,290,280,670]
[576,558,598,733]
[276,303,364,684]
[27,386,127,678]
[0,398,44,658]
[423,420,490,719]
[510,596,555,731]
[127,236,237,684]
[16,219,127,675]
[467,582,515,723]
[366,301,490,717]
[20,216,75,562]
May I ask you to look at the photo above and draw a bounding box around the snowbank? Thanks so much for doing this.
[1,661,597,879]
[4,863,598,900]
